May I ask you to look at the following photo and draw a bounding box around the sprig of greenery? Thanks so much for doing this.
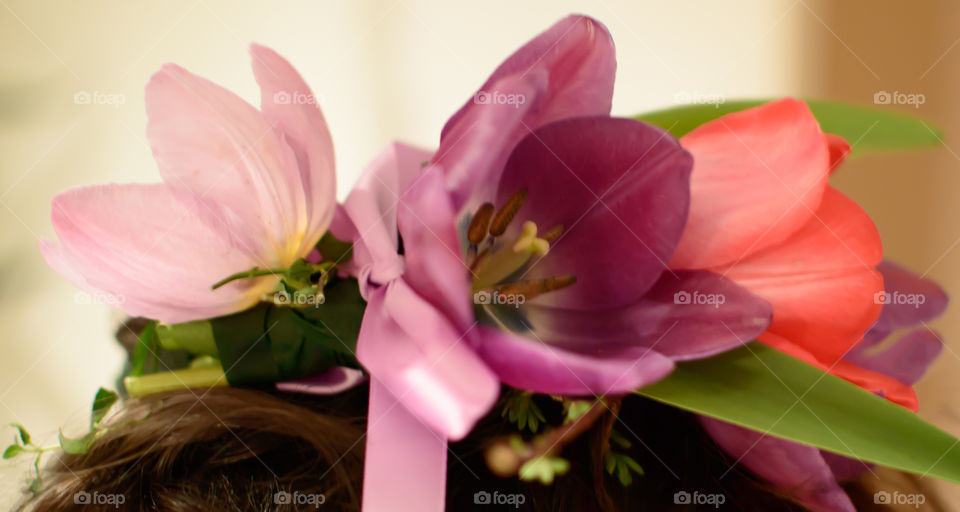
[3,388,119,493]
[518,455,570,485]
[500,390,547,433]
[603,428,644,486]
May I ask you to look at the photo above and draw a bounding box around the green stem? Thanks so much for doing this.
[124,364,228,397]
[211,267,287,290]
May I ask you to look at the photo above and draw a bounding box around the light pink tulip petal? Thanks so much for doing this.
[723,187,883,365]
[397,166,474,329]
[474,327,674,396]
[146,63,306,262]
[436,15,616,209]
[42,184,271,323]
[340,143,434,295]
[671,98,830,270]
[700,417,855,512]
[250,44,337,249]
[356,280,499,440]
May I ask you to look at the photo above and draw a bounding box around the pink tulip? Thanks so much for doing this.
[40,45,336,324]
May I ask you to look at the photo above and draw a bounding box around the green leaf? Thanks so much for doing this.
[27,476,42,493]
[90,388,118,430]
[3,444,24,459]
[637,344,960,483]
[129,321,157,377]
[315,231,354,265]
[635,99,943,153]
[211,277,365,386]
[7,423,30,446]
[58,431,95,455]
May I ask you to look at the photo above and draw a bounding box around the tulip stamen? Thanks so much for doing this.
[489,189,527,236]
[490,275,577,301]
[472,221,551,290]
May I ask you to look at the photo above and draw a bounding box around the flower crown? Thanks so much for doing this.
[12,14,955,512]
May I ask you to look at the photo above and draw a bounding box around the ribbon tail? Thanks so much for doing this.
[362,378,448,512]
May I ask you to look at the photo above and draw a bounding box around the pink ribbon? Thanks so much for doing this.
[363,378,448,512]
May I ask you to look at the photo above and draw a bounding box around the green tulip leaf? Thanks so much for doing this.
[635,99,942,153]
[638,343,960,483]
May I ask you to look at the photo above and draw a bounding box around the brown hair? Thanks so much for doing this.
[17,385,886,511]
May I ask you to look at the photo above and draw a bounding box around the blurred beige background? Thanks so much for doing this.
[0,0,957,509]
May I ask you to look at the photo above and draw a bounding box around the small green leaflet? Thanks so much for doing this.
[58,431,94,455]
[637,344,960,483]
[90,388,118,430]
[635,99,943,153]
[129,321,157,377]
[3,444,23,459]
[7,422,30,445]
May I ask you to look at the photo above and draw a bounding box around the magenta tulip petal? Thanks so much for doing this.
[436,15,615,208]
[671,98,830,270]
[275,367,366,395]
[146,62,309,263]
[250,44,337,250]
[356,280,498,440]
[523,270,771,361]
[860,260,949,348]
[820,451,874,483]
[700,417,855,512]
[495,117,692,310]
[847,328,943,386]
[397,166,474,329]
[41,184,273,323]
[474,327,674,396]
[340,143,435,294]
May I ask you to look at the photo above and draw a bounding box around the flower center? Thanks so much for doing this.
[465,189,575,303]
